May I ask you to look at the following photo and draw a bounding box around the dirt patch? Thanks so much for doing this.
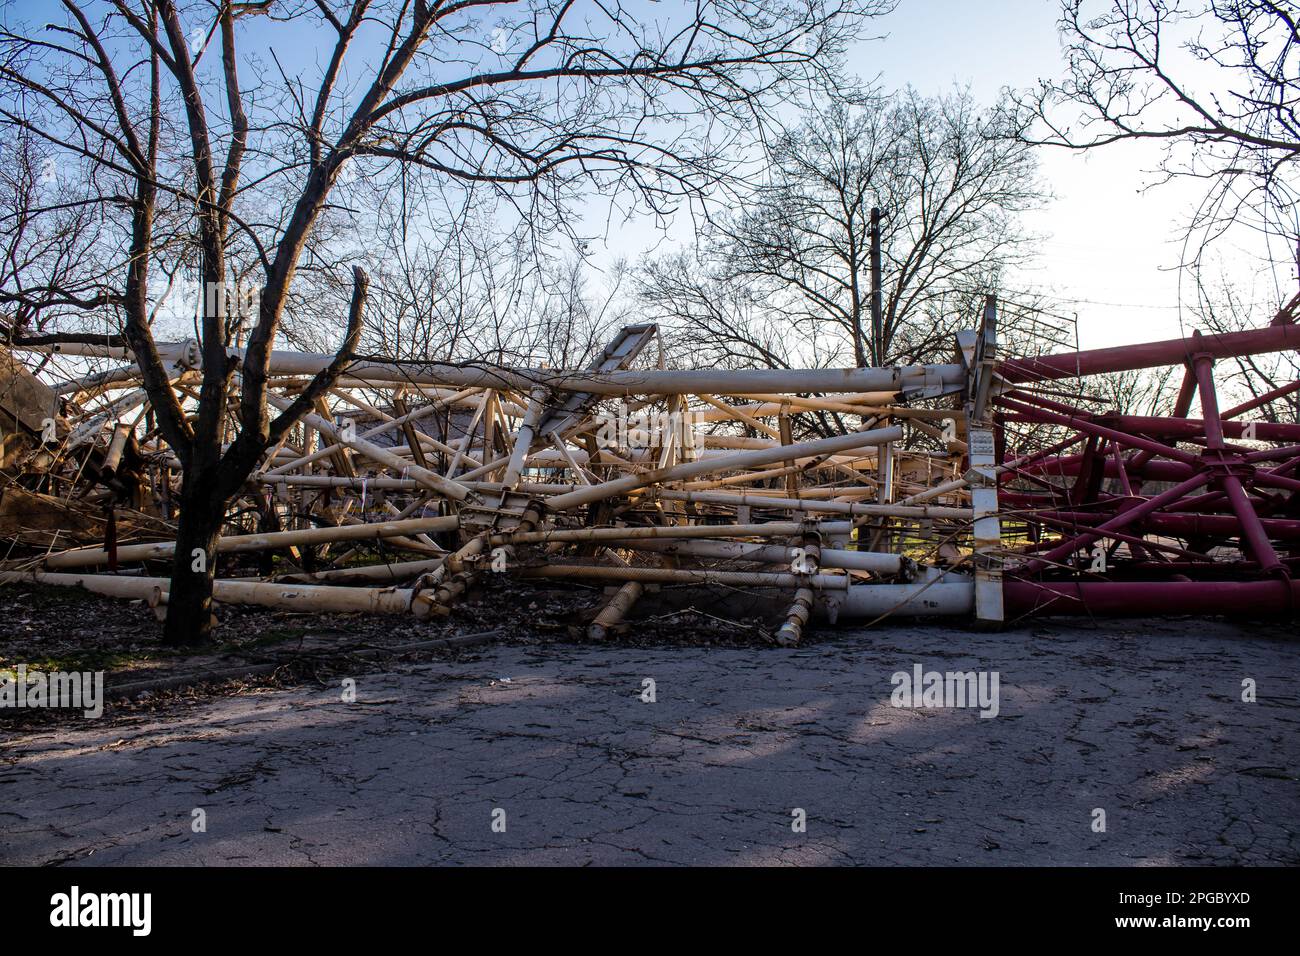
[0,575,779,726]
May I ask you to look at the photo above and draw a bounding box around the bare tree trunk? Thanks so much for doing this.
[163,471,224,645]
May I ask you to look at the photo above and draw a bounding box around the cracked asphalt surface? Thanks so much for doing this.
[2,617,1296,866]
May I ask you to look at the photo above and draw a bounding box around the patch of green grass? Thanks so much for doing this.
[2,648,153,676]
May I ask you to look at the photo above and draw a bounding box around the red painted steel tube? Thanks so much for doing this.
[1001,433,1087,473]
[1106,443,1154,560]
[1022,450,1300,483]
[1015,472,1212,574]
[1002,388,1089,417]
[1221,379,1300,419]
[1131,364,1199,472]
[1021,509,1300,540]
[1192,354,1284,574]
[1012,513,1213,562]
[1247,445,1300,463]
[1004,491,1244,519]
[1003,466,1075,497]
[1110,443,1134,496]
[1002,323,1300,383]
[1071,415,1300,443]
[1005,579,1299,617]
[1172,490,1233,513]
[1221,478,1289,566]
[1253,472,1300,494]
[997,398,1201,465]
[1019,456,1195,482]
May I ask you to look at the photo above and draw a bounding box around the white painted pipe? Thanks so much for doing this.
[626,537,906,575]
[546,426,903,512]
[824,582,975,619]
[490,521,856,545]
[657,489,973,520]
[0,571,416,614]
[43,515,460,569]
[27,341,965,396]
[265,393,473,502]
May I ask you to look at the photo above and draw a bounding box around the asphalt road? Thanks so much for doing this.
[2,617,1296,866]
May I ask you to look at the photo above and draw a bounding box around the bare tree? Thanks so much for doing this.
[639,87,1043,373]
[356,211,634,369]
[1014,0,1300,272]
[0,0,887,644]
[1090,366,1181,415]
[0,133,115,340]
[1190,262,1300,418]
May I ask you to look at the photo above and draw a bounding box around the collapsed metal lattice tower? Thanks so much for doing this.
[2,299,1297,640]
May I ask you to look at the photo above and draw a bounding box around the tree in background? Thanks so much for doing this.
[1189,264,1300,418]
[1017,0,1300,277]
[638,87,1043,373]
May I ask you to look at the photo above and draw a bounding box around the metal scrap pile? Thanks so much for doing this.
[2,300,1298,641]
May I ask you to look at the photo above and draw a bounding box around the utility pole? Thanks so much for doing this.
[870,207,883,367]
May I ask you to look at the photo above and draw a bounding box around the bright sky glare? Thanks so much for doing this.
[846,0,1288,350]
